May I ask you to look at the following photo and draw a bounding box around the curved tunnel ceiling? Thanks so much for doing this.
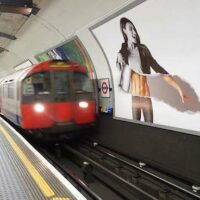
[0,0,127,76]
[0,0,45,53]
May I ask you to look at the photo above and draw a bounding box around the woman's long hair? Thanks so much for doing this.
[120,17,141,45]
[119,17,141,64]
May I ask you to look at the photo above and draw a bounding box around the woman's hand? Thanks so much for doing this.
[178,90,193,104]
[116,53,125,71]
[163,75,193,104]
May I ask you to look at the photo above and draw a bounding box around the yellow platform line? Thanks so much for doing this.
[0,125,66,199]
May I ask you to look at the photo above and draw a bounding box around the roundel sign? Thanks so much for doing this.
[100,79,110,97]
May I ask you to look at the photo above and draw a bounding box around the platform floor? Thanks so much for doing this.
[0,117,87,200]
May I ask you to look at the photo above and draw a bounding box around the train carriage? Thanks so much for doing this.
[0,60,96,135]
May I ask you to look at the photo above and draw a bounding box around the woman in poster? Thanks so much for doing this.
[116,17,189,123]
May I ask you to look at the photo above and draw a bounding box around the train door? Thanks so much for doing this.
[53,71,72,123]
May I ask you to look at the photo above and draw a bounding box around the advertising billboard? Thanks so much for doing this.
[92,0,200,134]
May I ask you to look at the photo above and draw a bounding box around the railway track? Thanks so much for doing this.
[77,141,200,198]
[33,141,126,200]
[62,141,200,200]
[30,137,200,200]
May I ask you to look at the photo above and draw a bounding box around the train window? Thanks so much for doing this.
[8,83,14,99]
[3,84,8,97]
[23,72,51,96]
[54,72,69,94]
[73,72,93,93]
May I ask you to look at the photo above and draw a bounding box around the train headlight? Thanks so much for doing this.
[79,101,88,108]
[34,103,45,113]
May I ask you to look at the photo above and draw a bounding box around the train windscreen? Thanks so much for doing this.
[72,71,93,93]
[54,71,93,101]
[23,72,51,95]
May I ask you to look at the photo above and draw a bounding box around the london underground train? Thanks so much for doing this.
[0,60,96,135]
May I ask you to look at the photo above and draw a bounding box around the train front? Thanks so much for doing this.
[20,60,96,134]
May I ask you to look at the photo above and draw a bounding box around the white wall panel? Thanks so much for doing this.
[77,29,111,81]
